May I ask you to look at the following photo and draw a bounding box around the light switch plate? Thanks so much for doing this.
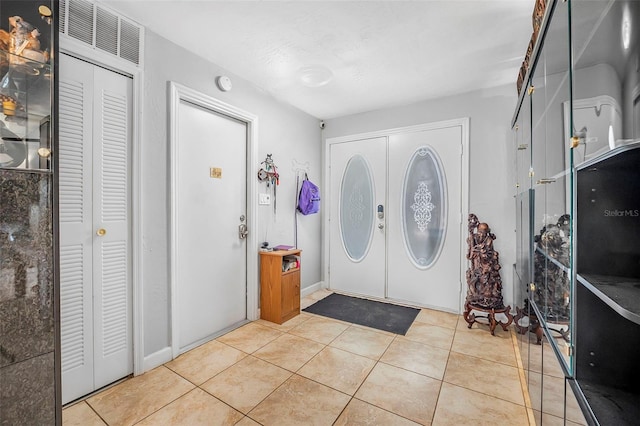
[259,193,271,205]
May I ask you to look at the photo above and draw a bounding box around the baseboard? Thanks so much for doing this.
[301,281,324,297]
[142,346,172,373]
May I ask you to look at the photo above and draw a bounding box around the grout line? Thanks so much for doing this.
[511,328,537,425]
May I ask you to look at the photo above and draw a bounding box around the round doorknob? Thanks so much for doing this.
[378,223,384,229]
[96,228,107,236]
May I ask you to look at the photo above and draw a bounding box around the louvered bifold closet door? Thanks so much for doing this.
[59,55,95,403]
[59,54,133,404]
[91,65,133,390]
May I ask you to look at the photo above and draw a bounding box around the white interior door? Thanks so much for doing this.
[59,54,133,404]
[175,100,247,352]
[387,127,463,312]
[329,137,386,298]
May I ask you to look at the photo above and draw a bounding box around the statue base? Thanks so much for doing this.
[463,302,514,335]
[513,305,570,344]
[513,305,543,344]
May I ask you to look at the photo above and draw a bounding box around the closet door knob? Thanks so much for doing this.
[96,228,107,237]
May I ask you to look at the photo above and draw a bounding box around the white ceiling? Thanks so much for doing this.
[100,0,535,119]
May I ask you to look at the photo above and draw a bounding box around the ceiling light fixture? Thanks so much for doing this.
[298,65,333,88]
[622,5,631,50]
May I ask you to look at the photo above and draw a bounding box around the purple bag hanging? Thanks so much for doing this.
[297,174,320,215]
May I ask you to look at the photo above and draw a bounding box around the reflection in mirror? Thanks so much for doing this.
[572,0,640,165]
[527,0,574,373]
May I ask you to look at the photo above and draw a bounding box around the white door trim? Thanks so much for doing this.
[323,118,470,311]
[59,41,145,376]
[168,82,259,358]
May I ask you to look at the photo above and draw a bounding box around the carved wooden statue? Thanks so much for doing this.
[463,214,513,334]
[465,214,505,309]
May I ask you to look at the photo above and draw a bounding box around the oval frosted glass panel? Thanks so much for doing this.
[340,155,374,262]
[402,146,447,269]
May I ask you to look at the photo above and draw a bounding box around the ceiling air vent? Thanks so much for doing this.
[67,0,94,45]
[119,19,141,65]
[95,6,118,56]
[61,0,143,66]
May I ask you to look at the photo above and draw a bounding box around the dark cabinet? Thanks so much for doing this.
[512,0,640,424]
[574,144,640,424]
[0,0,58,424]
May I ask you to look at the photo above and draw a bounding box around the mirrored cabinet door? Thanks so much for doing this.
[514,93,536,384]
[571,0,634,162]
[530,42,547,322]
[535,0,573,374]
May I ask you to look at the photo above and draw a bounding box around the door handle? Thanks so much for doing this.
[378,223,384,229]
[96,228,106,236]
[238,223,248,239]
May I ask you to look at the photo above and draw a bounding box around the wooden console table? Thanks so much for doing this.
[259,249,301,324]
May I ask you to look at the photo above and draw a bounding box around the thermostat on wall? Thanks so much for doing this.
[216,75,233,92]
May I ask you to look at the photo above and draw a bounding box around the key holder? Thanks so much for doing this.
[258,154,280,215]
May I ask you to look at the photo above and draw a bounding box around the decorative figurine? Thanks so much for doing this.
[0,15,48,77]
[514,214,571,343]
[8,16,48,64]
[533,214,571,337]
[463,214,513,335]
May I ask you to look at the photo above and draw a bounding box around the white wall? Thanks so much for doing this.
[323,84,519,311]
[141,30,322,359]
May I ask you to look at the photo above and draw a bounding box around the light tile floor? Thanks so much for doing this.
[62,290,572,425]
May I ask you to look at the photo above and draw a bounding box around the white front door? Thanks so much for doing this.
[387,127,463,311]
[59,54,133,403]
[328,121,466,312]
[175,100,247,353]
[329,137,386,298]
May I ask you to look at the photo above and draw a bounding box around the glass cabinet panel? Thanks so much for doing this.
[515,93,532,194]
[0,2,53,171]
[513,94,535,379]
[530,0,573,374]
[571,0,631,164]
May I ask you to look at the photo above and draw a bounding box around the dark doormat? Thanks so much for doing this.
[303,293,420,335]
